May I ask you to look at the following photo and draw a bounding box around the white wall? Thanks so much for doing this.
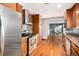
[41,16,65,39]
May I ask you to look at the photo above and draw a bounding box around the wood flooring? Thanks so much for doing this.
[31,35,66,56]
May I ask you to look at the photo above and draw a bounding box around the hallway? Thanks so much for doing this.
[31,35,66,56]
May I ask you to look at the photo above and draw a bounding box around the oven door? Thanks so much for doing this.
[29,36,37,55]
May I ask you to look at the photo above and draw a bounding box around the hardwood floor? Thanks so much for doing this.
[31,35,66,56]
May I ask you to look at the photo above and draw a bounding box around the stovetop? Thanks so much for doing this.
[22,33,36,38]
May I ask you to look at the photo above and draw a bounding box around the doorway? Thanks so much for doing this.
[49,23,64,46]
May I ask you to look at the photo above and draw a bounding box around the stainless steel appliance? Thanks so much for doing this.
[29,35,37,55]
[0,5,21,56]
[26,35,37,56]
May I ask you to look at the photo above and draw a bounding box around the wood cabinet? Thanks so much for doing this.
[22,37,27,56]
[62,34,66,51]
[71,42,79,56]
[32,14,42,45]
[63,35,71,56]
[0,3,16,10]
[63,34,79,56]
[71,48,78,56]
[16,3,23,12]
[32,14,40,33]
[0,3,23,13]
[64,3,79,28]
[72,5,76,27]
[66,9,73,28]
[75,4,79,28]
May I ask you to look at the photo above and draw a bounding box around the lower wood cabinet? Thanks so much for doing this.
[71,48,78,56]
[71,43,79,56]
[63,34,79,56]
[22,37,27,56]
[63,34,70,56]
[37,34,41,46]
[62,34,66,51]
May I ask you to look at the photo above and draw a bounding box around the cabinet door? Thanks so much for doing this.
[0,3,16,11]
[0,3,22,13]
[66,9,73,28]
[16,3,22,12]
[72,6,76,27]
[22,37,27,56]
[66,38,71,56]
[62,35,66,51]
[32,14,39,33]
[75,4,79,28]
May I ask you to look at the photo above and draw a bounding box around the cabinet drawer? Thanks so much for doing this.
[72,43,79,55]
[72,48,78,56]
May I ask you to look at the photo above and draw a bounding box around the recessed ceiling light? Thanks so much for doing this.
[57,4,61,8]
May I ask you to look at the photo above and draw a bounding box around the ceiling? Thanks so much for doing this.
[20,3,74,18]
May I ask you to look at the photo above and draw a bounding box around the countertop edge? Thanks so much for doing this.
[63,33,79,47]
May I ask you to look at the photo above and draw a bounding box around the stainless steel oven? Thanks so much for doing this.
[29,35,37,55]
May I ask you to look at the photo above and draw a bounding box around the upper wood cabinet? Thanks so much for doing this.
[16,3,23,12]
[32,14,41,34]
[72,5,76,28]
[0,3,23,13]
[66,9,73,28]
[65,3,79,28]
[75,4,79,28]
[64,9,73,28]
[22,37,27,56]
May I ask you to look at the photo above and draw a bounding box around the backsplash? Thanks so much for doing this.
[22,24,32,33]
[65,28,79,36]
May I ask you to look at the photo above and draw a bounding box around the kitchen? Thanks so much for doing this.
[21,3,79,56]
[0,3,79,56]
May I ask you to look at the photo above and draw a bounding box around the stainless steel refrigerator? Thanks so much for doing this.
[0,5,21,56]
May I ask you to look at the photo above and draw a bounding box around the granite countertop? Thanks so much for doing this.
[63,33,79,47]
[22,33,36,38]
